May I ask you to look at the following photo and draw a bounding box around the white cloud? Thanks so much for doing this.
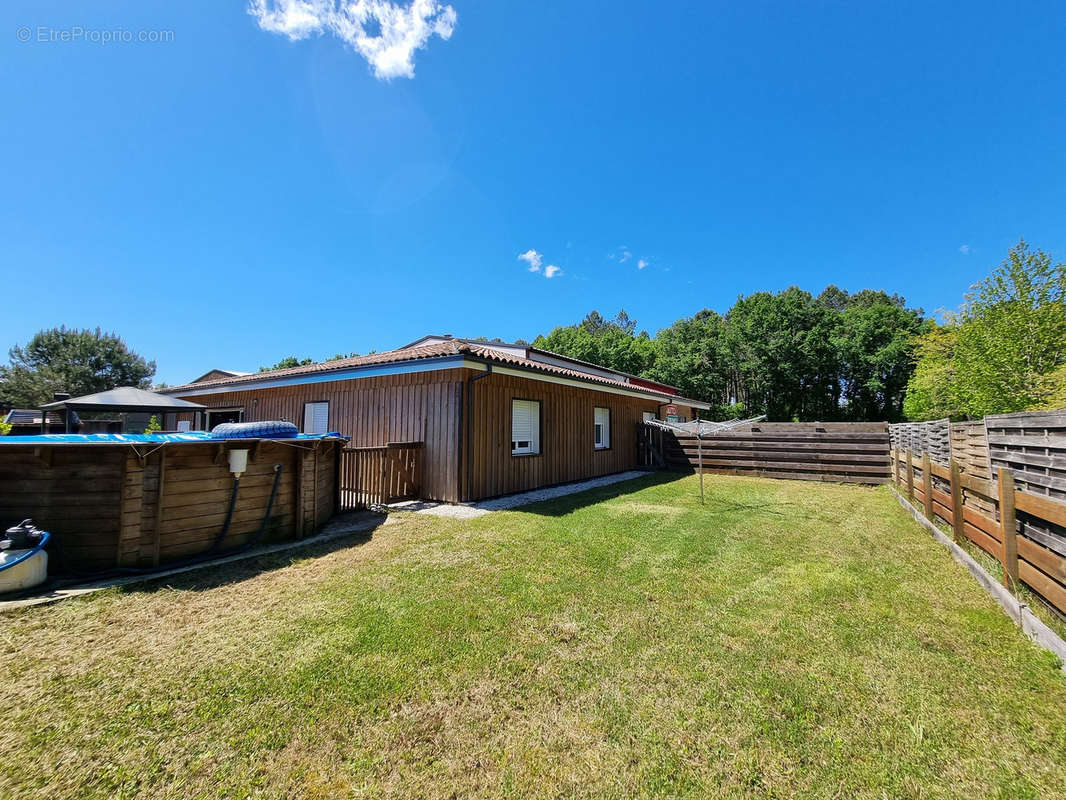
[619,249,632,263]
[249,0,457,80]
[518,249,543,272]
[637,258,648,269]
[518,248,561,279]
[959,244,971,255]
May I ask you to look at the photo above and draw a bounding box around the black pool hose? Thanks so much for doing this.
[38,464,284,585]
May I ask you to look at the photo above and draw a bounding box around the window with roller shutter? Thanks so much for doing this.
[511,399,540,455]
[303,401,329,434]
[594,406,611,449]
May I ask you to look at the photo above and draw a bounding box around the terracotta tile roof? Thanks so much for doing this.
[164,342,463,393]
[460,343,653,393]
[165,340,707,407]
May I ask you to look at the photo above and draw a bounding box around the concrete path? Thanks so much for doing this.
[390,470,649,518]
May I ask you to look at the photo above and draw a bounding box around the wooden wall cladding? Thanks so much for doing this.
[176,369,465,503]
[465,372,661,501]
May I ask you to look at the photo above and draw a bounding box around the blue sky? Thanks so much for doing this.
[3,1,1065,385]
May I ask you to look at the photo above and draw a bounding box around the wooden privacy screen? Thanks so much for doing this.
[986,411,1066,571]
[890,419,952,465]
[986,411,1066,501]
[339,442,422,509]
[949,420,992,480]
[892,448,1066,618]
[0,438,341,572]
[662,422,892,484]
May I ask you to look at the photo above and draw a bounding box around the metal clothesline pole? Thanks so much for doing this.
[697,420,704,504]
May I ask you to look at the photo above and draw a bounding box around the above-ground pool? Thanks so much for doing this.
[0,431,346,574]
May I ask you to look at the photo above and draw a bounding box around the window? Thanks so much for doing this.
[303,401,329,434]
[594,406,611,450]
[511,399,540,455]
[206,408,243,430]
[642,411,656,423]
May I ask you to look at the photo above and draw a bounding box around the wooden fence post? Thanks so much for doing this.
[890,449,897,487]
[949,458,965,545]
[921,451,934,520]
[905,449,914,503]
[998,467,1018,591]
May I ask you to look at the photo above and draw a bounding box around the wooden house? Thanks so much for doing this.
[162,336,709,503]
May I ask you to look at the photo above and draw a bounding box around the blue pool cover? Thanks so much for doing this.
[0,431,348,444]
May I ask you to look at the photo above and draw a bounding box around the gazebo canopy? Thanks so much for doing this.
[41,387,206,414]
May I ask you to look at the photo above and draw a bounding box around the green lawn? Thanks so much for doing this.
[3,473,1066,799]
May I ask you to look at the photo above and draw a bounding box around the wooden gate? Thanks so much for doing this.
[339,442,423,510]
[636,423,667,468]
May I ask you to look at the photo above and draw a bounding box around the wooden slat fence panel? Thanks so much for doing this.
[339,442,423,510]
[890,419,951,464]
[987,410,1066,500]
[893,444,1066,620]
[663,422,891,484]
[986,409,1066,561]
[949,420,991,480]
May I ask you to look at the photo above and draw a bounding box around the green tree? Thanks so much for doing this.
[723,287,841,420]
[259,356,314,372]
[646,310,729,412]
[953,239,1066,415]
[904,240,1066,419]
[902,325,962,420]
[0,327,155,408]
[532,289,925,422]
[1039,365,1066,411]
[833,290,927,422]
[533,311,656,376]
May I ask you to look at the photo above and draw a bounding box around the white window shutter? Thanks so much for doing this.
[303,402,329,434]
[594,407,610,449]
[511,399,540,454]
[512,401,531,442]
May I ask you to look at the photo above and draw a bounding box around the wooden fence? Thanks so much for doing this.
[339,442,423,509]
[889,419,951,464]
[892,447,1066,617]
[950,420,991,479]
[660,422,892,484]
[986,411,1066,501]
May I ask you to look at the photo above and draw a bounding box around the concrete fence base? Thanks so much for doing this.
[893,489,1066,670]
